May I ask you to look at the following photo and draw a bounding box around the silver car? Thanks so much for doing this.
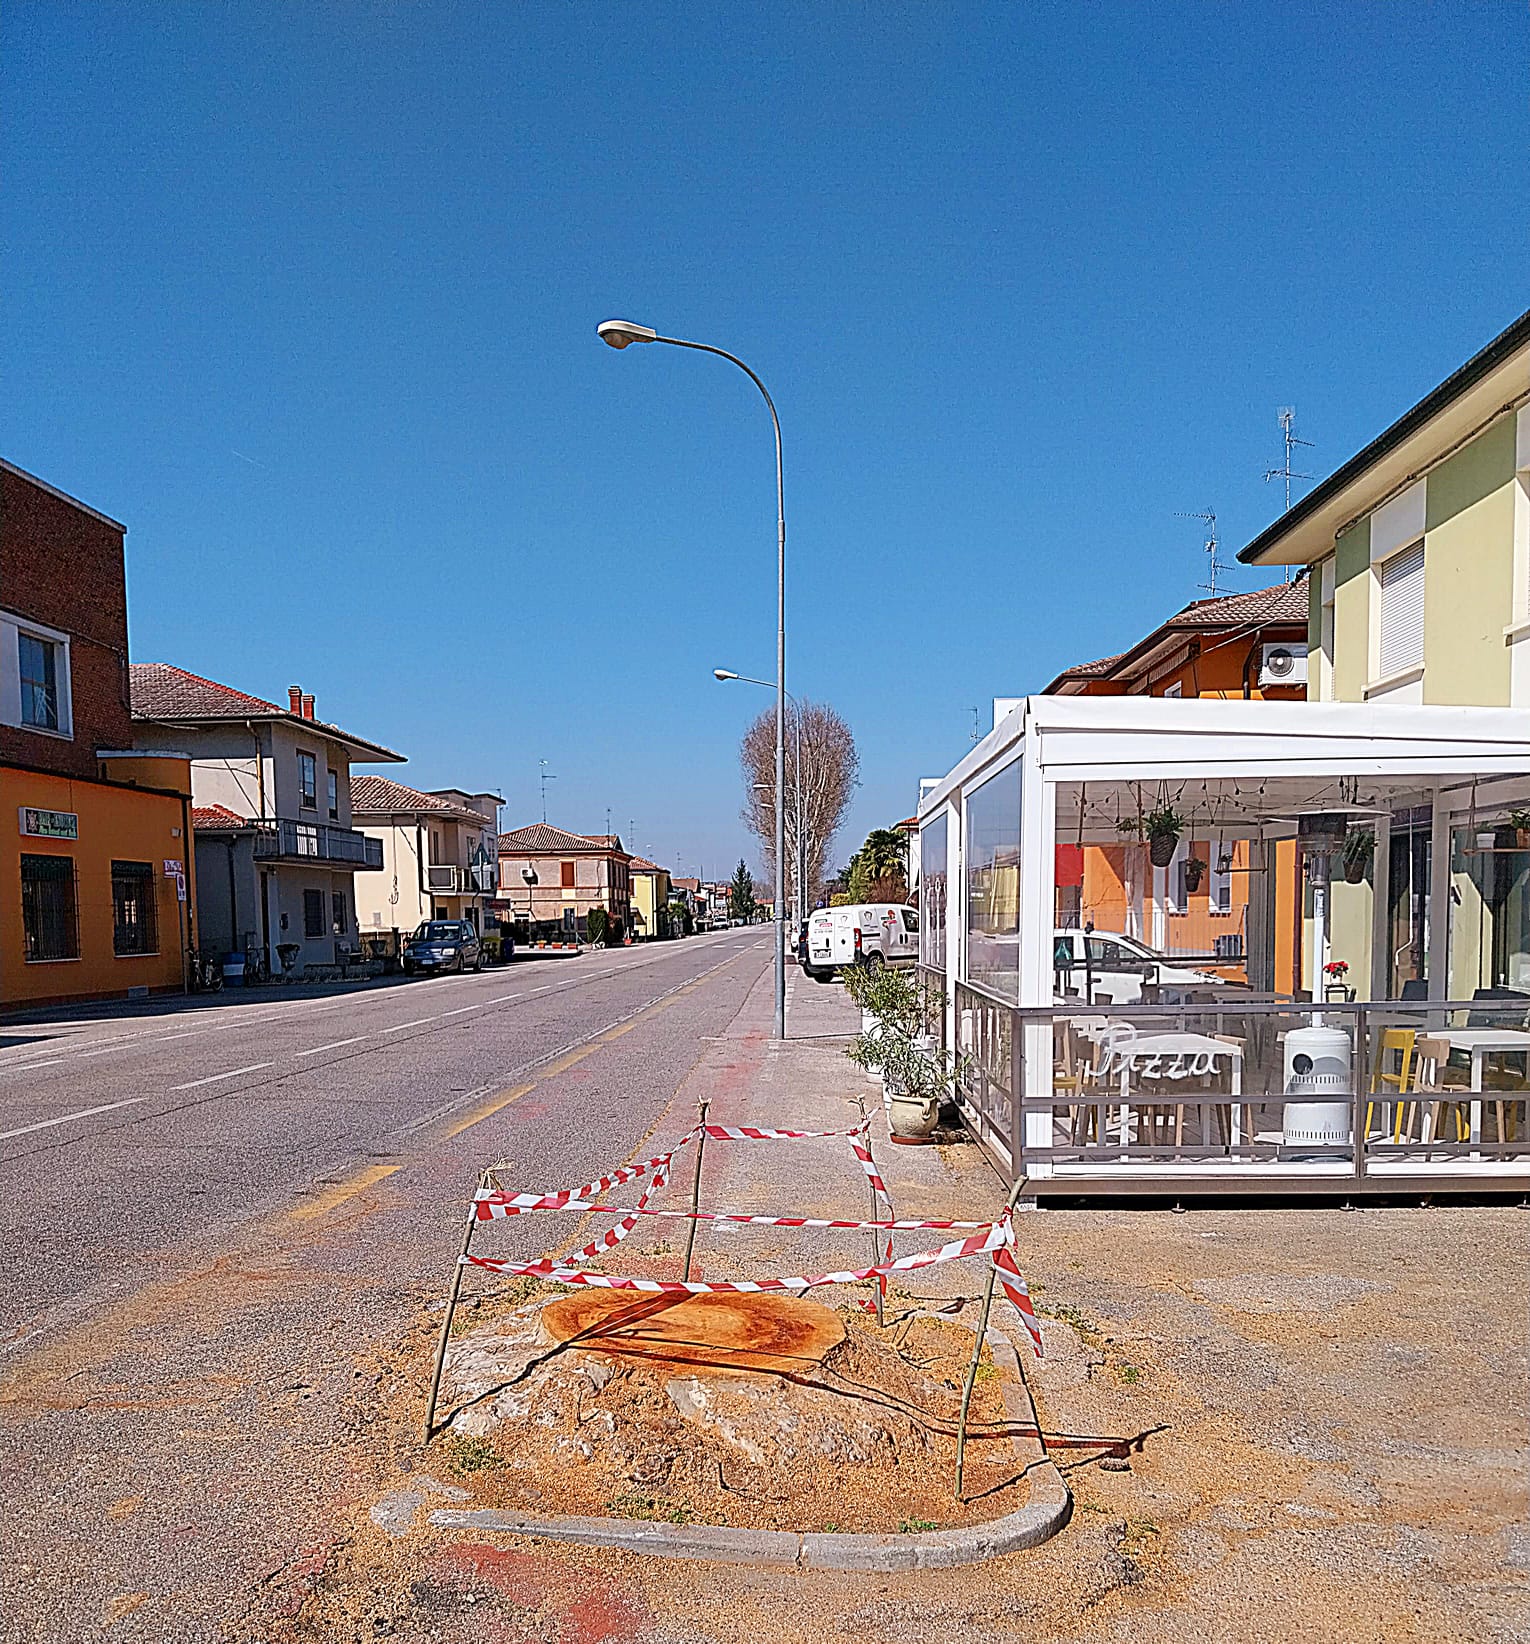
[402,919,483,975]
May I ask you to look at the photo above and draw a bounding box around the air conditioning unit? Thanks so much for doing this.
[427,865,462,893]
[1259,642,1309,687]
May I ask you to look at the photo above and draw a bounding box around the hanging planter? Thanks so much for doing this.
[1341,828,1375,884]
[1184,855,1207,894]
[1144,805,1184,868]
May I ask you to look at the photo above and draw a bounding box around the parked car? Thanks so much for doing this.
[805,903,919,981]
[402,919,483,976]
[1052,927,1230,1003]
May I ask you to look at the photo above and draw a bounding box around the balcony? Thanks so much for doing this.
[253,819,383,870]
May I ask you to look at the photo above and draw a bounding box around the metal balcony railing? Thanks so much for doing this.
[253,819,384,869]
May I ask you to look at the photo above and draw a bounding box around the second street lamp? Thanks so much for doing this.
[600,318,787,1039]
[714,669,805,934]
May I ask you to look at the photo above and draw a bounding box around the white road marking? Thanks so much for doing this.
[295,1037,369,1057]
[383,1018,438,1033]
[438,1005,478,1017]
[170,1062,272,1090]
[73,1046,125,1059]
[0,1097,147,1140]
[0,1059,65,1077]
[153,1031,205,1043]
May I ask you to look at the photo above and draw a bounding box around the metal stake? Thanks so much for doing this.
[682,1100,711,1283]
[954,1175,1027,1499]
[424,1183,482,1442]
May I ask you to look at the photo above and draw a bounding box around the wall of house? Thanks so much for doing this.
[0,466,133,780]
[193,831,258,956]
[3,765,192,1006]
[1307,407,1528,709]
[354,821,427,933]
[265,865,358,971]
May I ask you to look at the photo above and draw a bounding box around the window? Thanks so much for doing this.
[1165,839,1189,915]
[1208,846,1233,915]
[965,757,1022,1002]
[919,813,948,971]
[298,750,317,810]
[1087,936,1131,968]
[327,769,339,820]
[331,889,347,935]
[1377,540,1425,678]
[111,861,158,956]
[561,860,575,888]
[21,854,78,960]
[19,633,60,729]
[1162,681,1183,700]
[303,888,325,937]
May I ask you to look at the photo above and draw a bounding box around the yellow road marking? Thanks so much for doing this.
[597,1020,640,1044]
[540,1044,599,1078]
[288,1162,401,1222]
[443,1082,535,1140]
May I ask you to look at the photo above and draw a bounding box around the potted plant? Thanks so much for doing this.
[1184,855,1207,894]
[1341,828,1375,884]
[1142,804,1184,867]
[1323,958,1351,1001]
[1508,809,1530,850]
[843,965,962,1143]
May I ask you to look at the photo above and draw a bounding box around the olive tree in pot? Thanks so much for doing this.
[843,963,961,1144]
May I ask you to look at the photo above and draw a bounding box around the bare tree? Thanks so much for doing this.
[739,700,858,918]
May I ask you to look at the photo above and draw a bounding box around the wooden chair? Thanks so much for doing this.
[1367,1027,1416,1140]
[1405,1036,1470,1152]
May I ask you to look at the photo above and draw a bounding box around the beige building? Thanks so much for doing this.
[1238,306,1530,1000]
[496,823,632,939]
[350,775,500,935]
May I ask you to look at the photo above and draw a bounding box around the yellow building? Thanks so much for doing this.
[628,855,674,940]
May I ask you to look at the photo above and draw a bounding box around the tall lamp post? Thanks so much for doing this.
[714,669,804,930]
[598,318,787,1040]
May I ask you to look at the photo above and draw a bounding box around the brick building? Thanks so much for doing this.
[496,823,632,938]
[1,459,197,1007]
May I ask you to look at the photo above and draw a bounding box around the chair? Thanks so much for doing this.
[1367,1027,1416,1140]
[1405,1036,1470,1151]
[1399,979,1428,1002]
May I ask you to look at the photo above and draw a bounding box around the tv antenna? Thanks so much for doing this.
[970,707,982,743]
[1264,406,1314,514]
[539,759,556,822]
[1176,509,1227,598]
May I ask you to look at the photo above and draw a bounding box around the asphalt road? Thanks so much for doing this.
[0,928,772,1642]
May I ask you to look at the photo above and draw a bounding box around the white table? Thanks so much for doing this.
[1098,1032,1244,1150]
[1433,1028,1530,1147]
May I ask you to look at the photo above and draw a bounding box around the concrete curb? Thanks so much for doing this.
[427,1320,1072,1570]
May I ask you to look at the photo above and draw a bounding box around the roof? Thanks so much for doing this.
[497,822,629,855]
[582,834,624,850]
[191,803,253,831]
[919,694,1530,821]
[672,877,700,892]
[628,855,668,872]
[1239,306,1530,567]
[1041,583,1308,693]
[129,663,403,763]
[350,773,488,825]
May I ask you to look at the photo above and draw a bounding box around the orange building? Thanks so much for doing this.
[1042,584,1308,992]
[1,460,197,1009]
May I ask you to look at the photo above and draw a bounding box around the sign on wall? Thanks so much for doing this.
[20,807,78,839]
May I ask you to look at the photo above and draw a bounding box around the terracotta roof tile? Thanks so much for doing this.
[499,822,623,853]
[191,803,251,830]
[350,773,486,825]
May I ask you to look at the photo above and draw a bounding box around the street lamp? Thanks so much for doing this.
[714,669,805,932]
[600,318,787,1039]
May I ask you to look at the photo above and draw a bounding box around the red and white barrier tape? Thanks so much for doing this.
[498,1202,993,1231]
[464,1220,1008,1294]
[993,1235,1044,1358]
[703,1122,869,1140]
[474,1129,699,1220]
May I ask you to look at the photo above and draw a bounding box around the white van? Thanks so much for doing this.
[805,904,919,982]
[1052,928,1230,1003]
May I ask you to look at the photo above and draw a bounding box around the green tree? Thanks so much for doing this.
[848,828,907,904]
[585,907,609,947]
[729,860,757,924]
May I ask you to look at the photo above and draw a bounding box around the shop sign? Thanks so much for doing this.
[20,807,78,840]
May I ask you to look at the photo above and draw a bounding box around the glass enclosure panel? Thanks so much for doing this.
[965,756,1022,1001]
[1450,823,1530,994]
[919,811,948,971]
[1388,810,1431,997]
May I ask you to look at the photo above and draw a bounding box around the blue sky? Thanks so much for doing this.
[4,4,1525,881]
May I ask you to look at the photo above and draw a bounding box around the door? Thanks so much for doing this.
[1388,815,1431,996]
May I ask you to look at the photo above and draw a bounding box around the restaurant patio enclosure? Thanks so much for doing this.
[917,696,1530,1196]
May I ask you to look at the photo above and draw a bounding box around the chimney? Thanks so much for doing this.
[289,685,303,714]
[301,693,315,721]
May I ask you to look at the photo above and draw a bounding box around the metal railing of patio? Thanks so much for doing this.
[944,981,1530,1193]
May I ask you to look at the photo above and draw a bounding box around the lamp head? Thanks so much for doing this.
[597,318,658,350]
[713,668,739,681]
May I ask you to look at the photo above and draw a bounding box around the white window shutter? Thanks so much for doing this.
[1378,540,1425,677]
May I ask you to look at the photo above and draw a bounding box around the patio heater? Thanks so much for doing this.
[1285,812,1353,1152]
